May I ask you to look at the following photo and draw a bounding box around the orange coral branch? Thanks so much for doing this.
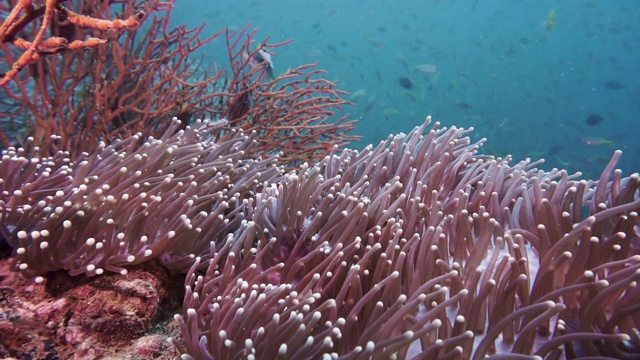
[213,24,359,170]
[55,4,145,30]
[0,0,142,86]
[68,37,107,50]
[13,36,68,50]
[1,0,225,157]
[1,3,357,170]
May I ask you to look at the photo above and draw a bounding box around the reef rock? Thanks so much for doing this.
[0,255,182,359]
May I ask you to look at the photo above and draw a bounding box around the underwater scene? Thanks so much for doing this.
[179,0,640,179]
[1,0,640,359]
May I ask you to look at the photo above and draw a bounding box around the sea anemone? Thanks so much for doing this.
[0,118,281,279]
[171,117,640,358]
[1,116,638,358]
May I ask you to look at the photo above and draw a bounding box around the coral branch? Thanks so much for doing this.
[55,3,144,30]
[1,4,358,170]
[0,0,142,86]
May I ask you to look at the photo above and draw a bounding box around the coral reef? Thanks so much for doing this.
[1,2,638,359]
[0,256,181,359]
[1,1,358,169]
[0,0,142,86]
[1,117,639,358]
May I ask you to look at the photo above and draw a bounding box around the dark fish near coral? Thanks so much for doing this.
[398,76,413,89]
[225,90,251,120]
[456,102,473,110]
[585,114,603,126]
[374,70,382,82]
[604,80,624,90]
[546,144,563,156]
[363,101,374,114]
[244,48,275,80]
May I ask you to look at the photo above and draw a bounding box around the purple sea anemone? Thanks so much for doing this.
[169,118,640,358]
[2,117,639,358]
[0,119,281,279]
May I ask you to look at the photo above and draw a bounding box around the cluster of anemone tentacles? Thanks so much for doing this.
[1,117,639,359]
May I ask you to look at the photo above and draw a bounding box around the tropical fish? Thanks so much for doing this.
[326,45,338,54]
[244,48,275,80]
[456,102,473,110]
[374,70,383,82]
[363,37,386,49]
[363,95,376,113]
[349,89,366,101]
[398,76,413,89]
[415,64,437,73]
[585,114,603,126]
[579,137,615,146]
[304,50,324,58]
[545,9,557,32]
[402,89,418,101]
[604,80,624,90]
[583,155,612,164]
[383,108,399,117]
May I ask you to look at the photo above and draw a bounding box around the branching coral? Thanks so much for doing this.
[214,25,359,170]
[1,1,358,169]
[0,0,143,86]
[1,0,222,153]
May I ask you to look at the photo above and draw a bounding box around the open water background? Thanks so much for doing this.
[172,0,640,179]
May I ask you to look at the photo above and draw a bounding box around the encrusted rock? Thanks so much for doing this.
[0,257,182,359]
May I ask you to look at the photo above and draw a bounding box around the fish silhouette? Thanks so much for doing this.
[244,48,275,80]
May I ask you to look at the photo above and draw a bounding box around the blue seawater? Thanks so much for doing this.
[173,0,640,178]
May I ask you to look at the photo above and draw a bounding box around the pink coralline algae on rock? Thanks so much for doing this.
[0,256,182,359]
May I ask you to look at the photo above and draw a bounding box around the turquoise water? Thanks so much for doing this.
[173,0,639,179]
